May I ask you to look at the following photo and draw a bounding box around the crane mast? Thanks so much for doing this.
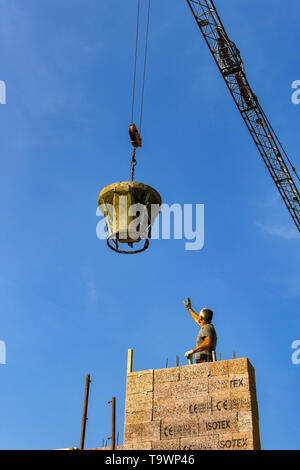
[186,0,300,231]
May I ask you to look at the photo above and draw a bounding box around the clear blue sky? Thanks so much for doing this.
[0,0,299,450]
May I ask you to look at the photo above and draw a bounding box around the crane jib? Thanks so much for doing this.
[186,0,300,231]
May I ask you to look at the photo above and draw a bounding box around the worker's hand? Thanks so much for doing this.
[185,350,194,358]
[184,296,191,310]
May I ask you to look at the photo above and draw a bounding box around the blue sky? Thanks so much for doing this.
[0,0,299,450]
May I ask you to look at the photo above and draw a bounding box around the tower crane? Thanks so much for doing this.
[186,0,300,231]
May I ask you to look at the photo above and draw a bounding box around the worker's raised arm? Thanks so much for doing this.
[183,297,200,325]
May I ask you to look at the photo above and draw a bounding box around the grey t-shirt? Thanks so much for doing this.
[195,323,217,361]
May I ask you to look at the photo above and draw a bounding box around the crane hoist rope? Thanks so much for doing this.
[186,0,300,231]
[129,0,151,182]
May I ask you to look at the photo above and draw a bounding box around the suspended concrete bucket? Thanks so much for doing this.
[98,181,161,254]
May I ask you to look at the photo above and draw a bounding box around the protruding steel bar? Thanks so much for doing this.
[80,374,91,450]
[108,397,116,451]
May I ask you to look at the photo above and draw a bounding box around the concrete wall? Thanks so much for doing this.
[123,358,261,450]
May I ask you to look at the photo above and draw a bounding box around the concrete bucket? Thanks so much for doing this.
[98,181,161,254]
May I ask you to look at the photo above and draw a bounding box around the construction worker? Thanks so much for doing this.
[184,297,217,363]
